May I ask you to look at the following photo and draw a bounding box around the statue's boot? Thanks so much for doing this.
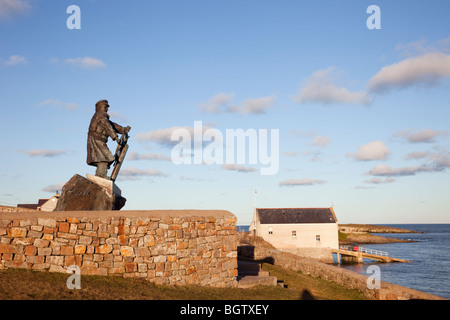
[95,162,109,179]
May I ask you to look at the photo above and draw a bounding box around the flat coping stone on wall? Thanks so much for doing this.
[0,209,235,220]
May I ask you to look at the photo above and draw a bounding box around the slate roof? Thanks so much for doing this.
[17,199,49,210]
[17,204,39,210]
[256,208,337,224]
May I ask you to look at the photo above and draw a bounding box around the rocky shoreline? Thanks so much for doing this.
[338,224,421,244]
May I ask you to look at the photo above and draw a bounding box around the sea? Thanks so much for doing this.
[237,224,450,299]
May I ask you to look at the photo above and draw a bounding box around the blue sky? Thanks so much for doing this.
[1,0,450,224]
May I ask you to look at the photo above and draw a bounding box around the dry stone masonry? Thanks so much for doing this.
[0,210,238,287]
[239,242,446,300]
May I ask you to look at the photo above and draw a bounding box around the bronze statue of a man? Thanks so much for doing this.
[87,100,131,178]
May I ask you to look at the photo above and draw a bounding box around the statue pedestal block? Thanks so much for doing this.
[55,174,126,211]
[86,174,122,197]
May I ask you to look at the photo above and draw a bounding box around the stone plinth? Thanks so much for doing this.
[54,174,126,211]
[86,174,121,197]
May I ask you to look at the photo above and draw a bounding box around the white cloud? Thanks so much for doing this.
[289,129,314,138]
[404,151,430,160]
[22,149,67,158]
[395,37,450,57]
[228,95,276,115]
[367,164,439,177]
[282,151,298,157]
[42,182,65,193]
[179,176,206,182]
[301,150,323,162]
[135,124,212,146]
[395,39,433,57]
[404,149,450,170]
[372,149,450,178]
[353,186,375,190]
[127,151,171,161]
[394,129,449,143]
[289,130,331,148]
[312,135,331,147]
[292,67,372,105]
[346,140,391,161]
[428,151,450,169]
[37,99,79,111]
[65,57,106,69]
[0,0,31,20]
[364,177,395,184]
[135,126,187,146]
[119,167,168,180]
[278,178,326,187]
[199,93,276,115]
[198,93,234,114]
[368,52,450,93]
[1,55,27,66]
[221,164,257,173]
[108,111,129,122]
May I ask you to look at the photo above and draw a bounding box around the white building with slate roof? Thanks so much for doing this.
[249,208,339,260]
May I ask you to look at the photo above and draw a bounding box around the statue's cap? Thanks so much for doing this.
[96,99,108,107]
[95,100,109,111]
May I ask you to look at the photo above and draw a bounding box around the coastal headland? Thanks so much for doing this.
[338,224,421,245]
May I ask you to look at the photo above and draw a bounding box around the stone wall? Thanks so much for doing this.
[0,206,36,213]
[0,210,238,287]
[239,242,446,300]
[280,247,335,263]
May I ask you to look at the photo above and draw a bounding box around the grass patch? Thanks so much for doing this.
[338,230,348,242]
[261,263,365,300]
[0,265,365,300]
